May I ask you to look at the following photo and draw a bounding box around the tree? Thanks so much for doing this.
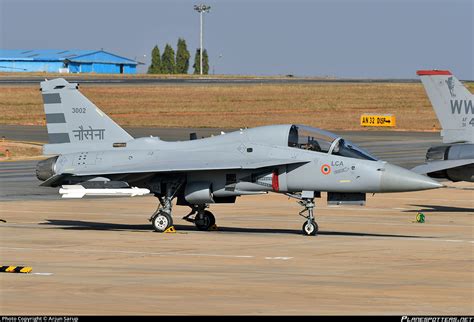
[175,38,190,74]
[193,49,210,75]
[161,44,176,74]
[147,45,162,74]
[202,49,209,75]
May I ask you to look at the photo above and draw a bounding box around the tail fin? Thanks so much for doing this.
[40,78,133,154]
[417,70,473,144]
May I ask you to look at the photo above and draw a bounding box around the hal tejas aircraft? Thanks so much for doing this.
[413,70,474,182]
[36,78,442,236]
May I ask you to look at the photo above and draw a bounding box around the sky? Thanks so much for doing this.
[0,0,472,79]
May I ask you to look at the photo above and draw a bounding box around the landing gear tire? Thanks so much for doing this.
[195,210,216,231]
[302,220,318,236]
[152,212,173,232]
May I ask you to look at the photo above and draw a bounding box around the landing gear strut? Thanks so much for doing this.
[183,205,216,231]
[287,191,319,236]
[149,181,182,232]
[299,198,318,236]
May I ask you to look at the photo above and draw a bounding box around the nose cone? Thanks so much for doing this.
[380,163,443,192]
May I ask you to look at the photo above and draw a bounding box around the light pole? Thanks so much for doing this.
[194,4,211,75]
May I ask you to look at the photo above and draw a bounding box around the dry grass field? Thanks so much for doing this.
[0,140,43,161]
[0,72,301,79]
[1,82,473,130]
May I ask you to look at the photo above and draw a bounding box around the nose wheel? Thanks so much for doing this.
[302,220,318,236]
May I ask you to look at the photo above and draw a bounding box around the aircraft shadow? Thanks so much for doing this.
[405,204,474,213]
[41,219,425,239]
[40,219,151,231]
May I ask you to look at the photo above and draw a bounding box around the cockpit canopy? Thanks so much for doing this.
[288,125,377,161]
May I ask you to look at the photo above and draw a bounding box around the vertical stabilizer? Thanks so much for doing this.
[40,78,133,154]
[417,70,473,144]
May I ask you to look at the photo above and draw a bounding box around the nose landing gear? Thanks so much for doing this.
[299,198,318,236]
[287,191,319,236]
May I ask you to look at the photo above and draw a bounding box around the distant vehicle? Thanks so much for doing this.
[36,78,442,236]
[412,70,473,182]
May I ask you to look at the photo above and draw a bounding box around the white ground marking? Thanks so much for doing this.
[32,272,54,276]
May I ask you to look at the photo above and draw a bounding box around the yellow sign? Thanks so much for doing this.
[360,114,396,127]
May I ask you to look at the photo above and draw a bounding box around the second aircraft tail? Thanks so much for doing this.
[417,70,473,144]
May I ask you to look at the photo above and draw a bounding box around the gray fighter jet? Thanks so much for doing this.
[412,70,474,182]
[36,78,442,236]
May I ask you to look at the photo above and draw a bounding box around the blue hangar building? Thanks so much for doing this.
[0,49,139,74]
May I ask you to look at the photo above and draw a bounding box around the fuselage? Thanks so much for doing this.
[37,124,442,195]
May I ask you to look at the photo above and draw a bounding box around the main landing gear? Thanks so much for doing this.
[149,181,182,232]
[182,205,216,231]
[148,181,217,232]
[150,200,217,233]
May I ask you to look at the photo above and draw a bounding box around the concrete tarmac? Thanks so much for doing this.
[0,188,473,315]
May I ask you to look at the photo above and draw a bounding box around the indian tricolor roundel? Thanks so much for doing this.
[321,164,331,175]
